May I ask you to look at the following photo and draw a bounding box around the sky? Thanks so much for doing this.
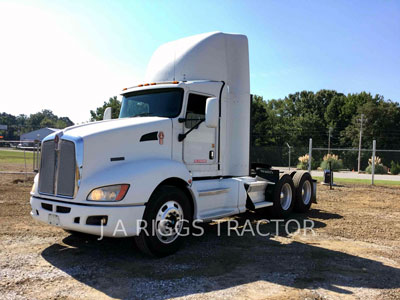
[0,0,399,124]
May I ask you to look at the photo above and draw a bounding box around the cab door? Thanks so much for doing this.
[183,92,218,175]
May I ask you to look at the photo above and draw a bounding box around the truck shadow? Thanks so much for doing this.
[41,209,400,299]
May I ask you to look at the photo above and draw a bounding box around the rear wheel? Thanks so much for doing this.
[269,174,295,218]
[293,172,313,213]
[134,185,191,257]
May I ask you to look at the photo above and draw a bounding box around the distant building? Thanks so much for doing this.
[20,128,58,143]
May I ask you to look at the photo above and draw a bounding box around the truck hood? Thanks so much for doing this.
[63,117,169,138]
[61,117,173,179]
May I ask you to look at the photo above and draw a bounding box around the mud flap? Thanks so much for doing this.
[312,179,317,203]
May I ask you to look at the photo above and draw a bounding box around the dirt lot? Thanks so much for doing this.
[1,174,400,300]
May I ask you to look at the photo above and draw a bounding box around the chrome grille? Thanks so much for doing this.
[38,141,56,194]
[38,139,76,198]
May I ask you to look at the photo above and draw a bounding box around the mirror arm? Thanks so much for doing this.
[178,119,204,142]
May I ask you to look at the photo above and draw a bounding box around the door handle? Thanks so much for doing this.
[209,150,214,160]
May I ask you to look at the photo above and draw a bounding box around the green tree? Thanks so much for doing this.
[40,117,55,128]
[0,110,73,141]
[250,90,399,169]
[251,95,278,146]
[0,113,17,140]
[90,96,121,121]
[325,94,346,129]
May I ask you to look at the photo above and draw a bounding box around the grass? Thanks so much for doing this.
[0,149,36,164]
[313,176,400,186]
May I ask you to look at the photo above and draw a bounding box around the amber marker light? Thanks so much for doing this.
[115,184,130,201]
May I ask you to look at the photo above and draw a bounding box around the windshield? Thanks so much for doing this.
[119,88,184,118]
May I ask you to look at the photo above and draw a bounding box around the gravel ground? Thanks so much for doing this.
[1,174,400,300]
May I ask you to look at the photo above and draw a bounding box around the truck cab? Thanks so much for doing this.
[30,32,316,256]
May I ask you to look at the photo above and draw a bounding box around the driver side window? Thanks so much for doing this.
[185,93,207,128]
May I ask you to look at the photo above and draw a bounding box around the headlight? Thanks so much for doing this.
[87,184,130,201]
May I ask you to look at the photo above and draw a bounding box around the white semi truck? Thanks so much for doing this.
[30,32,316,256]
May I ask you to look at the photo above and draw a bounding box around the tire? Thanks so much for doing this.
[281,170,296,178]
[269,174,295,218]
[134,185,191,257]
[293,171,313,213]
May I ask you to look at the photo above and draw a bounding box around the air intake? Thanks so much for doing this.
[38,139,76,198]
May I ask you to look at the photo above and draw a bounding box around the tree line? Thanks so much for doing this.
[251,90,400,169]
[90,90,400,169]
[0,110,74,140]
[92,90,400,147]
[3,90,399,169]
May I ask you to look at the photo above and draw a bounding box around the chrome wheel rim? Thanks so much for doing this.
[280,183,292,211]
[302,180,312,205]
[155,201,184,244]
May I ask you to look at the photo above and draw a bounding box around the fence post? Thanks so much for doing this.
[308,138,312,173]
[35,141,40,171]
[32,146,35,172]
[23,148,27,181]
[38,142,40,170]
[372,140,376,185]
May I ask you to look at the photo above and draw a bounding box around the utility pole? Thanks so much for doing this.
[371,140,376,185]
[308,138,312,173]
[328,127,333,154]
[286,143,292,171]
[357,114,366,173]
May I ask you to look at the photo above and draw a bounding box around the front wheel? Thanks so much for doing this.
[134,185,191,257]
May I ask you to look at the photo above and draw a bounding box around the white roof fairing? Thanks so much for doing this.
[144,32,250,97]
[145,31,251,176]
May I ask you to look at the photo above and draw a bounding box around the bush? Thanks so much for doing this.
[390,161,400,175]
[297,162,308,170]
[297,154,320,170]
[297,154,309,170]
[365,156,387,174]
[365,164,387,174]
[320,154,343,171]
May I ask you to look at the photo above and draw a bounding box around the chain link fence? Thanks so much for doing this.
[252,140,400,184]
[310,146,400,174]
[251,145,310,169]
[0,140,41,175]
[2,137,399,182]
